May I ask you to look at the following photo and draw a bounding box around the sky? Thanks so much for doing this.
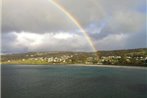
[1,0,147,54]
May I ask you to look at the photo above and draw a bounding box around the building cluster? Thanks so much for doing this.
[99,56,147,65]
[5,54,147,65]
[21,55,74,64]
[100,56,147,60]
[47,55,73,63]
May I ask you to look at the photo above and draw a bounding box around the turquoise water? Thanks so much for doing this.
[2,65,147,98]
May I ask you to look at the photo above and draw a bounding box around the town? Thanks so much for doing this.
[1,48,147,66]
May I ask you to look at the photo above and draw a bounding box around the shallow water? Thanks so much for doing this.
[2,64,147,98]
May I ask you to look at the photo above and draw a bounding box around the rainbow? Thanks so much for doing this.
[48,0,97,52]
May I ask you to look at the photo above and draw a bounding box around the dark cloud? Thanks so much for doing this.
[125,31,146,49]
[2,0,146,33]
[1,33,29,53]
[2,0,77,33]
[1,0,146,53]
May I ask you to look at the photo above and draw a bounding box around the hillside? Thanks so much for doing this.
[1,48,147,66]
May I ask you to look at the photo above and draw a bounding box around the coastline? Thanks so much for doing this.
[1,63,147,70]
[67,64,147,69]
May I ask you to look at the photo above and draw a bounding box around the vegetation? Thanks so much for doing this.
[1,48,147,66]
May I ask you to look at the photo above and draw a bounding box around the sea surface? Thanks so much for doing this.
[2,64,147,98]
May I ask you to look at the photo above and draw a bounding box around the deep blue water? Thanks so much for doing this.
[2,64,147,98]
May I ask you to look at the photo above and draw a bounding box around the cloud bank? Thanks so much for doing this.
[2,0,146,53]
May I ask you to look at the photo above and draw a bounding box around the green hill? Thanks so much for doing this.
[1,48,147,66]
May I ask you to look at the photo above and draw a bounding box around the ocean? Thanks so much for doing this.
[2,64,147,98]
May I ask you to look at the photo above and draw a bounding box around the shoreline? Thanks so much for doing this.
[1,64,147,69]
[69,64,147,69]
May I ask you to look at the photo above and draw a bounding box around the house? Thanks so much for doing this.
[48,57,54,63]
[7,60,11,62]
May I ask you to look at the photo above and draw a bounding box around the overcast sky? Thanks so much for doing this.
[1,0,147,54]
